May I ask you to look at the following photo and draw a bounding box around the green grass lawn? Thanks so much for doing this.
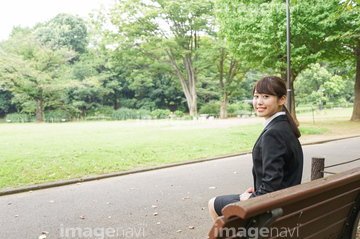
[0,109,353,189]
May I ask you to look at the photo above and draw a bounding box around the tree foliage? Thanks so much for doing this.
[101,0,215,115]
[216,0,341,122]
[324,0,360,121]
[0,33,77,121]
[35,13,88,54]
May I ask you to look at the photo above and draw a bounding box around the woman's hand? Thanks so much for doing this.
[240,187,254,201]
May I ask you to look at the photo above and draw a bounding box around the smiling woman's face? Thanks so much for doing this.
[253,91,285,120]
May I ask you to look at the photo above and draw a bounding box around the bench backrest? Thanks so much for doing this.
[209,167,360,239]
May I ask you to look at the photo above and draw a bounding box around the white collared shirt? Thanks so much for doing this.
[263,112,286,128]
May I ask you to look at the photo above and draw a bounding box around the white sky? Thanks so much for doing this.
[0,0,114,41]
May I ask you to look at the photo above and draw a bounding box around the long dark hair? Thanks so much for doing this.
[252,76,301,138]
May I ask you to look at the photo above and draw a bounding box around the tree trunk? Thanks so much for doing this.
[36,99,43,122]
[351,42,360,121]
[167,51,198,116]
[220,95,228,119]
[188,97,197,116]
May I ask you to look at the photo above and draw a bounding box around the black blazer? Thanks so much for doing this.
[250,115,303,198]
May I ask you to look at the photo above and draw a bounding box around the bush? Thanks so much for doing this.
[234,110,252,116]
[199,102,220,115]
[174,110,184,117]
[85,116,112,121]
[151,109,171,119]
[112,108,137,120]
[176,104,187,113]
[5,113,36,123]
[226,104,240,114]
[136,109,152,119]
[44,110,69,122]
[90,106,115,117]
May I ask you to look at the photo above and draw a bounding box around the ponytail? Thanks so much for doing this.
[283,105,301,138]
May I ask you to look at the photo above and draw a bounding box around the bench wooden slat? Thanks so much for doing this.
[301,220,346,239]
[209,216,250,239]
[295,204,351,238]
[271,187,360,229]
[222,167,360,219]
[208,167,360,239]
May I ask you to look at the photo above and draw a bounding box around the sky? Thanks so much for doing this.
[0,0,114,41]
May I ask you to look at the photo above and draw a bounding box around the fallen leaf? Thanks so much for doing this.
[15,215,19,218]
[176,230,182,233]
[189,226,195,229]
[152,205,157,209]
[79,215,85,219]
[153,212,158,216]
[182,196,190,200]
[201,207,206,210]
[38,235,46,239]
[41,231,49,234]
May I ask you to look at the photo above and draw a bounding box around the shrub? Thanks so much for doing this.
[151,109,171,119]
[112,108,137,120]
[93,106,115,117]
[136,109,152,119]
[226,104,240,114]
[176,104,187,113]
[44,110,69,122]
[199,102,220,115]
[174,110,184,117]
[234,110,252,116]
[85,116,112,121]
[5,113,36,123]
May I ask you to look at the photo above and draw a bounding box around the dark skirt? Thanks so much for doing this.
[214,194,241,216]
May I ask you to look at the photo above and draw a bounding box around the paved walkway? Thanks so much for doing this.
[1,137,360,239]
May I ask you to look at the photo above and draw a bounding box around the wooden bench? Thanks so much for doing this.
[207,167,360,239]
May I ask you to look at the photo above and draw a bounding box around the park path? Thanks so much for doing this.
[0,137,359,239]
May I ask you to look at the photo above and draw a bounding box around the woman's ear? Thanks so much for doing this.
[279,95,286,106]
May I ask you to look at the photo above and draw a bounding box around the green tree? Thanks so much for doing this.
[295,63,351,106]
[65,47,120,117]
[325,1,360,121]
[100,0,215,115]
[35,13,88,54]
[216,0,340,123]
[0,34,77,122]
[214,39,248,118]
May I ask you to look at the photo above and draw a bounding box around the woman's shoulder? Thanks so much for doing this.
[263,119,292,137]
[266,116,291,131]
